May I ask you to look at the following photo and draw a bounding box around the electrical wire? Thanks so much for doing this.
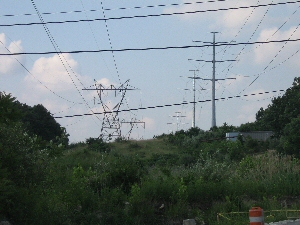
[0,38,79,104]
[1,0,229,18]
[54,89,284,118]
[220,0,274,79]
[103,0,228,11]
[2,38,300,56]
[215,45,300,89]
[30,0,102,126]
[240,23,300,93]
[30,0,86,89]
[219,5,300,95]
[237,5,300,58]
[78,0,115,83]
[219,0,261,60]
[1,1,299,27]
[100,1,121,84]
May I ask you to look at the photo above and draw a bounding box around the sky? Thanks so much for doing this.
[1,0,300,143]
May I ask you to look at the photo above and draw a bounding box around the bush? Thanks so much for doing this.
[86,137,111,153]
[278,116,300,157]
[67,141,86,150]
[0,123,48,223]
[91,155,146,194]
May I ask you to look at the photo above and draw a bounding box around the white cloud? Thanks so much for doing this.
[163,0,236,20]
[214,74,250,96]
[142,117,156,131]
[0,33,25,76]
[163,1,203,21]
[237,112,256,124]
[20,53,97,113]
[95,77,116,87]
[20,52,130,143]
[254,26,300,64]
[233,88,274,125]
[237,100,264,123]
[163,0,263,33]
[217,3,259,30]
[25,53,82,92]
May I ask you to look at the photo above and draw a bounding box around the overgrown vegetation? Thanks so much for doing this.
[1,77,300,224]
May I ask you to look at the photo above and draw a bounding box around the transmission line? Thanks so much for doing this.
[1,1,299,27]
[100,1,122,84]
[240,23,300,93]
[1,38,300,56]
[30,0,102,126]
[0,37,79,104]
[218,0,274,91]
[54,89,284,118]
[2,0,228,18]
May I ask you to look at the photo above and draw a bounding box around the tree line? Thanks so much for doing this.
[0,77,299,224]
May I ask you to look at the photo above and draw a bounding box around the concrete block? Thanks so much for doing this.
[183,219,196,225]
[0,222,11,225]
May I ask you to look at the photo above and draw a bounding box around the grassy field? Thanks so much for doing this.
[109,138,182,159]
[59,137,300,225]
[3,135,300,225]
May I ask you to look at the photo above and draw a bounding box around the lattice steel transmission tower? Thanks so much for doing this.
[83,79,138,141]
[121,119,145,140]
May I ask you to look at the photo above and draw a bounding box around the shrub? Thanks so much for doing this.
[86,137,111,153]
[92,155,146,194]
[278,116,300,157]
[0,123,48,224]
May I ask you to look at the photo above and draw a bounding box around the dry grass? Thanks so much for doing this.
[249,150,300,180]
[110,138,181,159]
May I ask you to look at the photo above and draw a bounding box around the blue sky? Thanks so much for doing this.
[1,0,300,143]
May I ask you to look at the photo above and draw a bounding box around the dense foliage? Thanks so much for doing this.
[0,77,300,224]
[0,92,68,223]
[0,93,21,124]
[255,77,300,137]
[14,101,68,144]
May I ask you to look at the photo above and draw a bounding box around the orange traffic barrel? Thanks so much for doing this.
[249,207,264,225]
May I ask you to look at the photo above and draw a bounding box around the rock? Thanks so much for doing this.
[183,219,196,225]
[0,221,11,225]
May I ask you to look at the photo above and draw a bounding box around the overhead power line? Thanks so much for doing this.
[103,0,227,11]
[1,38,300,56]
[100,0,122,83]
[1,1,299,27]
[241,23,300,93]
[54,90,284,118]
[0,38,78,104]
[1,0,228,17]
[30,0,102,127]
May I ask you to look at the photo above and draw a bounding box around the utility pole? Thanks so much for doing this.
[184,70,206,129]
[167,112,187,132]
[212,32,217,128]
[193,71,196,128]
[187,70,200,128]
[189,32,236,129]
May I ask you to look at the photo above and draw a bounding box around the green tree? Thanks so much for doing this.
[0,92,21,124]
[185,127,202,137]
[279,116,300,157]
[210,122,237,137]
[1,93,68,144]
[0,122,47,223]
[22,104,64,142]
[255,77,300,137]
[238,121,259,132]
[86,137,111,152]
